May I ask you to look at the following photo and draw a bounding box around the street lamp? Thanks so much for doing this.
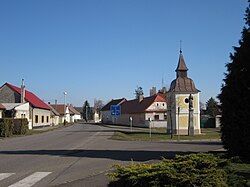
[63,92,67,123]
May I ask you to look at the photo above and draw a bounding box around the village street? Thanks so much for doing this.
[0,124,223,187]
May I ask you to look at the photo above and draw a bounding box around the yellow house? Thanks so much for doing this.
[167,50,201,135]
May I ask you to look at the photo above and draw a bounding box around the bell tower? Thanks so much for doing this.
[167,49,201,135]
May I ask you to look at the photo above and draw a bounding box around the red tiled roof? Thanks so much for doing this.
[50,104,80,115]
[50,104,68,115]
[0,103,5,110]
[121,93,166,114]
[101,98,126,111]
[3,83,50,110]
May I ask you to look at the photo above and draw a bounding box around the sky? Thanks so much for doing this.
[0,0,248,106]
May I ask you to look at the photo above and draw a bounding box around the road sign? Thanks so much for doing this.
[110,105,121,116]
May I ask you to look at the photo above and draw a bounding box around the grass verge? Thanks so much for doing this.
[111,128,220,141]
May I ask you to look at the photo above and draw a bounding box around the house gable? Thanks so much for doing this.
[0,84,21,103]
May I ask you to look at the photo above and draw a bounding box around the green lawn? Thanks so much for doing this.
[111,128,221,141]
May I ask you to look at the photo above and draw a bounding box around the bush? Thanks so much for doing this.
[13,118,29,135]
[0,118,13,137]
[0,118,29,137]
[108,153,247,187]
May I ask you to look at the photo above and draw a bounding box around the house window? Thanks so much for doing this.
[35,115,38,123]
[42,116,44,123]
[155,115,159,120]
[164,115,167,120]
[163,103,165,106]
[156,103,159,106]
[47,116,49,123]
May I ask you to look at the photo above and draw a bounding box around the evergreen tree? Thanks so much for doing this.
[218,3,250,160]
[205,97,220,118]
[83,100,91,122]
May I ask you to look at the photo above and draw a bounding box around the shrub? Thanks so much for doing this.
[108,153,247,187]
[0,118,29,137]
[13,118,29,135]
[0,118,14,137]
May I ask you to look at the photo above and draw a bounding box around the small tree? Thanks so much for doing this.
[134,86,144,99]
[83,100,91,122]
[218,3,250,160]
[205,97,220,118]
[94,99,104,115]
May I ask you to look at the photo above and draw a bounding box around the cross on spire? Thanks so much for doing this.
[180,40,182,54]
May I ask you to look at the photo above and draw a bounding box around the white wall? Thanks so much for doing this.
[0,110,3,118]
[32,108,51,127]
[15,103,30,120]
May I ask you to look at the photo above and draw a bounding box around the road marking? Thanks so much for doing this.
[9,172,51,187]
[0,173,15,181]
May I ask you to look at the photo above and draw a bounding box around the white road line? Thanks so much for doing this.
[9,172,51,187]
[0,173,15,181]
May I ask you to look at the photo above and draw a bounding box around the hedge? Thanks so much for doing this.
[108,153,247,187]
[0,118,29,137]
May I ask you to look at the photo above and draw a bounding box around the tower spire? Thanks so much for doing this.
[175,44,188,78]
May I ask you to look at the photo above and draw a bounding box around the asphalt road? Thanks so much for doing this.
[0,123,223,187]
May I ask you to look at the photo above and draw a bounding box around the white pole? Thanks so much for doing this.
[149,118,152,139]
[130,117,132,132]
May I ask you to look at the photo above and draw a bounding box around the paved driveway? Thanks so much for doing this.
[0,123,223,187]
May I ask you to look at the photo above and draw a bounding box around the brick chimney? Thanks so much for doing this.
[20,79,25,103]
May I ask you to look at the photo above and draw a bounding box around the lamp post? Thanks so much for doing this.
[63,91,67,123]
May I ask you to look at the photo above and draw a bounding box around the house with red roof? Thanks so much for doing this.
[50,104,81,123]
[101,93,167,127]
[0,80,51,128]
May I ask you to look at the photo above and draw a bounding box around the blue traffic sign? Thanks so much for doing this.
[110,105,121,116]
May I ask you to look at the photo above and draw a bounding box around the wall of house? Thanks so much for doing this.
[14,103,30,119]
[51,116,59,125]
[145,112,166,121]
[147,101,167,111]
[145,120,167,128]
[167,92,200,135]
[59,114,70,123]
[101,111,113,124]
[72,114,81,122]
[116,113,146,127]
[0,85,21,103]
[32,108,51,127]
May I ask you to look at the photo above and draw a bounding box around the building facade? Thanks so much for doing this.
[0,82,51,128]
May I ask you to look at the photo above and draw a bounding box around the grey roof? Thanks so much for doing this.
[175,53,188,72]
[101,98,126,111]
[169,52,200,93]
[169,77,200,93]
[1,103,23,110]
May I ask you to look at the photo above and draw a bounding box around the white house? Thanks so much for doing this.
[0,81,51,129]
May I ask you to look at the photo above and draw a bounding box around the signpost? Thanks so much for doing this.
[110,105,121,124]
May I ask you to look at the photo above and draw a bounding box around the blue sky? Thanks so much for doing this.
[0,0,248,106]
